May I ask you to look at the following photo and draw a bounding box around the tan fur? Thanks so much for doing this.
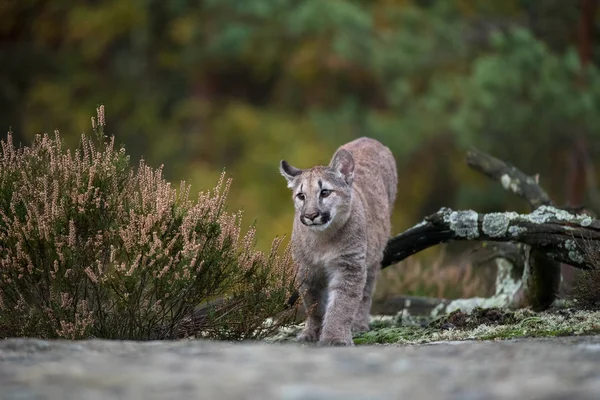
[280,137,397,346]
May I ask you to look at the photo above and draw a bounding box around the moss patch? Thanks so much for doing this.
[354,308,600,345]
[265,308,600,345]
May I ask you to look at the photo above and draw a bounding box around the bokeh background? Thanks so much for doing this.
[2,0,600,299]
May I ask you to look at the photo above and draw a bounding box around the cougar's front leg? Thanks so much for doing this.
[352,261,380,333]
[297,280,327,343]
[320,260,367,346]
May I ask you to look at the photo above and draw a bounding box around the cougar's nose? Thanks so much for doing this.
[303,211,319,221]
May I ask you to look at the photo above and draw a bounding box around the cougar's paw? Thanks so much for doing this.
[318,335,354,347]
[296,328,320,343]
[351,322,370,333]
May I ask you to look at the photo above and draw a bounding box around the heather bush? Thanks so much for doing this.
[571,270,600,310]
[0,108,298,340]
[571,238,600,310]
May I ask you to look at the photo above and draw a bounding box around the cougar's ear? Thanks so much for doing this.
[280,160,303,188]
[330,149,354,185]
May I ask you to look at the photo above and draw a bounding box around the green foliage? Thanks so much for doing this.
[452,28,600,166]
[3,0,599,274]
[0,111,298,340]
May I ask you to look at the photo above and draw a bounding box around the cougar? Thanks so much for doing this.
[280,137,397,346]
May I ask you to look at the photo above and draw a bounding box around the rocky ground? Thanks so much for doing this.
[2,334,600,400]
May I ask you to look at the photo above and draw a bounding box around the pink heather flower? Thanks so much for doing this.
[84,267,98,283]
[97,105,105,127]
[68,220,76,247]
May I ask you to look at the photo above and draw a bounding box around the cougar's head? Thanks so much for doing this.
[279,149,354,231]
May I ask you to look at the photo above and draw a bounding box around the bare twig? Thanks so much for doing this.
[466,148,552,209]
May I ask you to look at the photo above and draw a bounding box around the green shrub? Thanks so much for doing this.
[0,107,298,340]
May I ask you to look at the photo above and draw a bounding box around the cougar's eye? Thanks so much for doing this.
[320,189,331,198]
[296,193,305,201]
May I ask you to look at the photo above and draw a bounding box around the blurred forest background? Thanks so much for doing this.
[2,0,600,299]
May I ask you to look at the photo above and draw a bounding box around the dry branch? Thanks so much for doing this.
[465,149,552,209]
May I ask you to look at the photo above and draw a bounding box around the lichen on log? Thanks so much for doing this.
[383,205,596,270]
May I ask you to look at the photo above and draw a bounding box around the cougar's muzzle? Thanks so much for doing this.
[300,211,331,227]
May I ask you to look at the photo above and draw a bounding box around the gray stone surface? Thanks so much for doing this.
[2,336,600,400]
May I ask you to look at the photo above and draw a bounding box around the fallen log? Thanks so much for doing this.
[381,205,596,312]
[371,295,450,316]
[381,205,596,270]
